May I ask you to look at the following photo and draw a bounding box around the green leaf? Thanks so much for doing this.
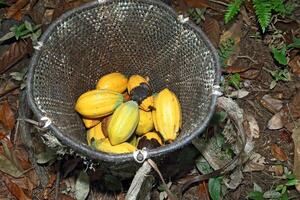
[253,0,272,32]
[276,184,284,191]
[224,0,244,24]
[75,171,90,200]
[103,174,122,192]
[35,149,57,164]
[286,178,298,186]
[281,185,287,194]
[208,178,222,200]
[0,32,15,42]
[272,46,288,65]
[280,192,289,200]
[287,37,300,49]
[0,154,23,178]
[285,172,295,180]
[24,21,33,32]
[228,73,241,89]
[218,38,235,67]
[253,182,263,192]
[263,190,281,199]
[210,111,227,125]
[195,156,214,174]
[248,191,264,200]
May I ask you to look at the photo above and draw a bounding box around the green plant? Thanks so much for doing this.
[0,21,42,43]
[209,177,223,200]
[218,38,235,67]
[272,45,288,65]
[228,73,241,89]
[224,0,294,32]
[0,0,7,7]
[187,8,206,24]
[264,68,290,89]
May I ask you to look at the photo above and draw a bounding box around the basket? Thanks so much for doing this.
[27,0,220,163]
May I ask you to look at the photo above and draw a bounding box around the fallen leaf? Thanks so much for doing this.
[279,130,292,143]
[260,94,283,114]
[75,171,90,200]
[198,181,210,200]
[244,114,260,139]
[14,147,31,170]
[43,173,56,199]
[224,169,244,189]
[4,176,30,200]
[289,91,300,119]
[288,55,300,77]
[271,144,288,161]
[0,154,23,178]
[0,80,19,97]
[268,112,284,130]
[0,101,15,130]
[184,0,225,11]
[0,40,32,74]
[0,132,6,140]
[5,0,29,20]
[202,17,220,47]
[220,19,243,44]
[59,194,75,200]
[224,66,251,74]
[263,190,281,199]
[228,89,249,99]
[243,152,266,172]
[239,69,260,79]
[268,165,284,176]
[52,0,89,20]
[292,120,300,192]
[10,173,38,197]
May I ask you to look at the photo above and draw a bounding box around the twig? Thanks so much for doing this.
[147,159,177,200]
[237,55,258,64]
[286,103,297,128]
[208,0,228,7]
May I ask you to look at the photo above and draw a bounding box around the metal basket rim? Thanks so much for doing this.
[26,0,221,163]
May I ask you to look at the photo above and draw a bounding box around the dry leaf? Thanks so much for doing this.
[5,0,29,20]
[244,114,260,139]
[268,165,284,176]
[243,152,266,172]
[279,130,292,143]
[224,66,251,74]
[0,101,15,130]
[239,69,260,79]
[260,94,283,114]
[228,89,249,99]
[43,173,57,199]
[268,112,284,130]
[288,55,300,77]
[198,181,210,200]
[240,6,251,26]
[202,17,220,47]
[271,144,288,161]
[289,91,300,119]
[4,176,31,200]
[292,120,300,192]
[0,132,6,140]
[0,80,19,97]
[59,194,75,200]
[220,20,243,44]
[0,40,32,74]
[184,0,225,11]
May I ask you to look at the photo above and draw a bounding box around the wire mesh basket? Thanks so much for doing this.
[27,0,220,163]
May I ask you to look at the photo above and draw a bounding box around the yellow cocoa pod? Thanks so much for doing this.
[96,72,128,93]
[93,138,136,154]
[108,101,139,145]
[82,117,100,128]
[75,89,123,118]
[127,75,148,93]
[136,109,154,135]
[87,122,105,146]
[153,88,182,142]
[140,96,154,111]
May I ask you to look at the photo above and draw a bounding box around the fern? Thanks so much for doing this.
[224,0,244,24]
[218,38,235,67]
[253,0,272,33]
[271,0,294,16]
